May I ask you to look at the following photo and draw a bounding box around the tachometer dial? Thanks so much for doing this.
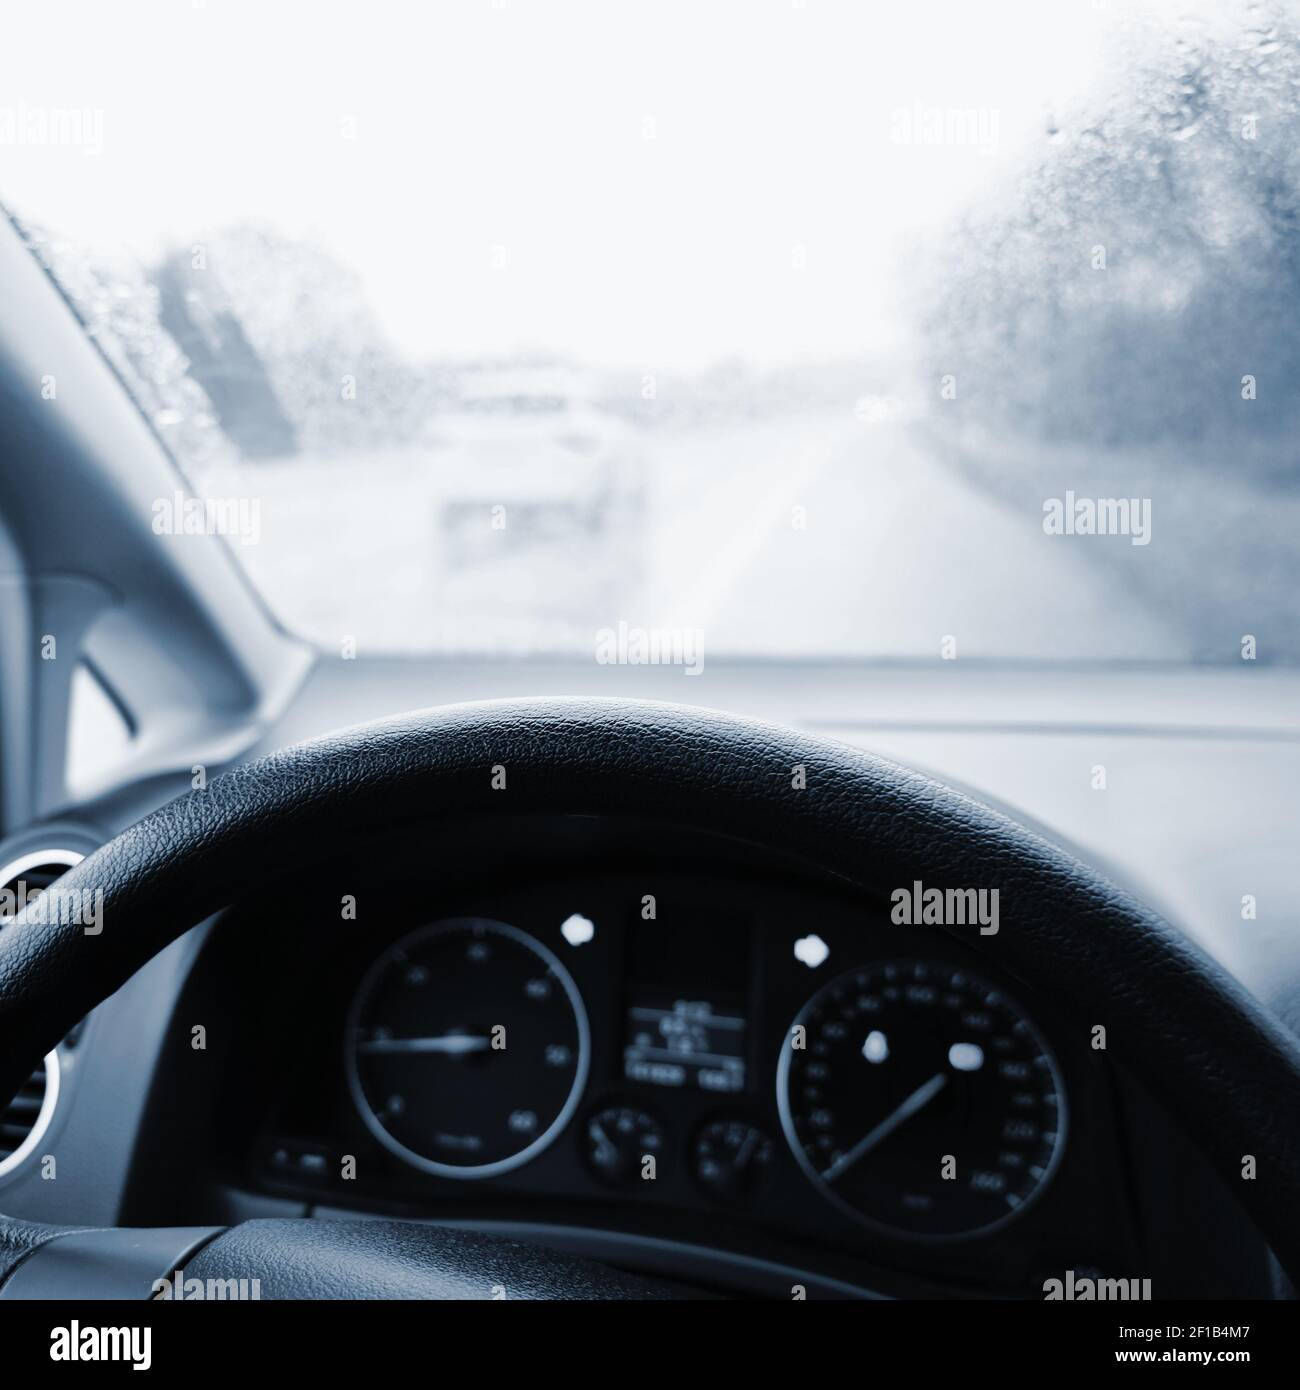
[346,918,589,1178]
[777,959,1066,1239]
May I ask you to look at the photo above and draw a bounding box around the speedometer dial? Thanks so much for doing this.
[346,918,589,1178]
[777,959,1066,1239]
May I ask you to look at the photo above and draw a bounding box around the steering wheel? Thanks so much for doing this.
[2,698,1298,1298]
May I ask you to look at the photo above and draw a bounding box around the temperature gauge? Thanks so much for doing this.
[692,1118,774,1201]
[584,1105,666,1187]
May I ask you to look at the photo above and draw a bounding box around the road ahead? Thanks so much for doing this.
[640,411,1183,661]
[205,409,1187,662]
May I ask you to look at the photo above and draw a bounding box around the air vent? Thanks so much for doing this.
[0,1053,59,1177]
[0,848,82,1179]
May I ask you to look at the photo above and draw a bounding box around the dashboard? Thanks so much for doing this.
[115,815,1238,1299]
[0,664,1286,1298]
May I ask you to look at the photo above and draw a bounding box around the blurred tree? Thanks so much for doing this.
[922,4,1300,473]
[156,225,445,460]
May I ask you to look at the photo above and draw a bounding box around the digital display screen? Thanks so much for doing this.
[624,996,747,1093]
[622,909,750,1093]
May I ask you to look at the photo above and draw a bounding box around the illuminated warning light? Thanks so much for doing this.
[948,1041,985,1072]
[560,913,595,947]
[793,934,829,969]
[862,1029,889,1064]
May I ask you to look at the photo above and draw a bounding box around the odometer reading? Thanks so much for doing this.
[777,959,1066,1239]
[346,918,589,1179]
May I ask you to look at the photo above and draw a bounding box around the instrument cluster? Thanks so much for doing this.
[344,912,1066,1242]
[235,868,1125,1286]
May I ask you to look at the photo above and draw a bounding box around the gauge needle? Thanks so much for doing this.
[734,1128,761,1171]
[359,1034,491,1055]
[821,1072,948,1183]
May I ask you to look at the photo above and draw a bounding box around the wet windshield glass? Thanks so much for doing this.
[3,0,1296,660]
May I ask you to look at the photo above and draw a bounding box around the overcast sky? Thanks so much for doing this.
[1,0,1176,368]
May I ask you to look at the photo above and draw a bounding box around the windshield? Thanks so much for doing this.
[4,0,1297,661]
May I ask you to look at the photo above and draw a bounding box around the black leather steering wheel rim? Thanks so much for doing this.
[2,696,1299,1294]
